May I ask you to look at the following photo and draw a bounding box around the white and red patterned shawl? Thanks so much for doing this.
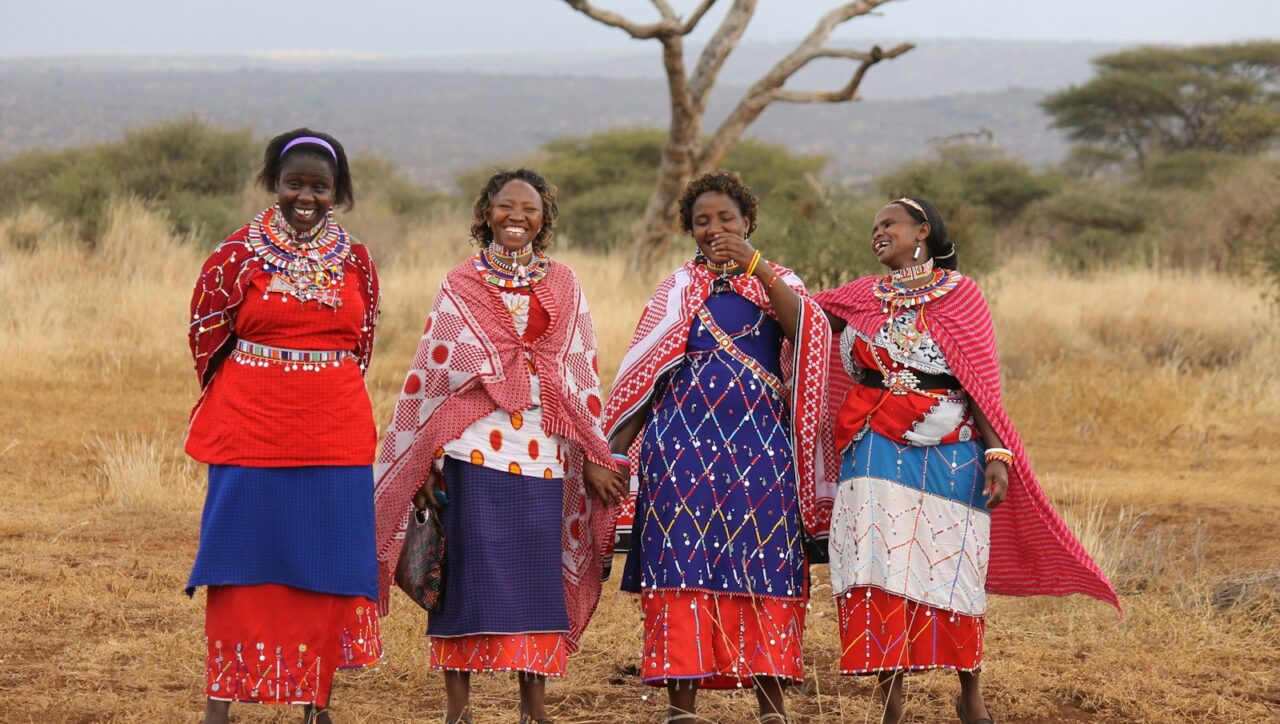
[373,256,615,652]
[814,274,1122,612]
[602,260,836,540]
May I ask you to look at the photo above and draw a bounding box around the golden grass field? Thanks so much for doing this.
[1,200,1278,723]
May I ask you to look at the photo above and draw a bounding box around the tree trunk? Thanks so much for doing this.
[633,36,703,263]
[634,141,696,262]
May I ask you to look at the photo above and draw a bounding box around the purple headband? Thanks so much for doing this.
[280,136,338,164]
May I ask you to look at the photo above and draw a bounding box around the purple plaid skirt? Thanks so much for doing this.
[427,456,569,636]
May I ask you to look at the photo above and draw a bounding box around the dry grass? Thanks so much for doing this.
[1,202,1278,722]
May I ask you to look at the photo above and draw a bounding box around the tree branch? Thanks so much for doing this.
[690,0,757,109]
[697,0,911,170]
[562,0,673,38]
[774,42,914,103]
[680,0,719,33]
[650,0,718,32]
[563,0,716,39]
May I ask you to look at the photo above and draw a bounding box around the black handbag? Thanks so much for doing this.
[394,507,446,612]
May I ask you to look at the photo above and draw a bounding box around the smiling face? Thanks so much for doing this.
[487,179,543,253]
[871,203,931,270]
[690,191,748,264]
[276,153,336,233]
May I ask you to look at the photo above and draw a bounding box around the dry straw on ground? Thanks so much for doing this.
[1,202,1277,722]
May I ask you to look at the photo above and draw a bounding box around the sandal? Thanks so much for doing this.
[759,714,789,723]
[302,707,329,724]
[955,698,995,724]
[445,710,474,724]
[665,715,698,723]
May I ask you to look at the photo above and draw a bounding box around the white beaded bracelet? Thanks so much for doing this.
[983,447,1013,459]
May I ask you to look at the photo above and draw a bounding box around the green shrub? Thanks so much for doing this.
[0,118,257,241]
[557,184,652,250]
[1027,184,1153,270]
[1143,151,1240,190]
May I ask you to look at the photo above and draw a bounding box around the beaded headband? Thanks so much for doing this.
[281,136,339,164]
[893,197,928,220]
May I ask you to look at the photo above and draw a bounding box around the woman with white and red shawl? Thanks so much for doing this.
[602,171,832,724]
[373,169,627,724]
[813,197,1121,724]
[185,129,381,724]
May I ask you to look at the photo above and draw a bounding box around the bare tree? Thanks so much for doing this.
[563,0,913,259]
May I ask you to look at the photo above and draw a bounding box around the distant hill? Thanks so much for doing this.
[0,40,1115,184]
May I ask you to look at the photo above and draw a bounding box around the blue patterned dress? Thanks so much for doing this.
[621,289,807,686]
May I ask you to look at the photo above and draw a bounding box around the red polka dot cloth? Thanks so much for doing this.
[443,289,566,478]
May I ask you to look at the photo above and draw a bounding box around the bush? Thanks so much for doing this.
[877,144,1058,221]
[1026,184,1153,270]
[875,144,1056,277]
[0,117,256,240]
[1143,151,1240,190]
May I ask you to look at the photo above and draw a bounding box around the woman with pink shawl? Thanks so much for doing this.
[813,197,1120,724]
[372,169,626,724]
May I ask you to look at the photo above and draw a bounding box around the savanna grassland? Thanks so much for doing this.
[1,200,1278,723]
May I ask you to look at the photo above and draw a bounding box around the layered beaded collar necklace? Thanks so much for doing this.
[873,267,960,313]
[475,241,548,288]
[248,205,349,308]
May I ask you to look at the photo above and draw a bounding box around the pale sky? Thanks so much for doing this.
[1,0,1276,56]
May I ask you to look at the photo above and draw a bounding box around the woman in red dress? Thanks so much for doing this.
[185,129,382,724]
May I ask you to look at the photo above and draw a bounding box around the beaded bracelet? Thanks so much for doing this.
[745,250,762,276]
[984,447,1013,466]
[611,452,631,471]
[767,275,780,291]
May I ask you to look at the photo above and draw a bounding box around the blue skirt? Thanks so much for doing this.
[187,464,379,601]
[428,456,569,637]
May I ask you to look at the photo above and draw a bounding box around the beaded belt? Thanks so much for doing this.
[232,339,352,371]
[854,366,962,398]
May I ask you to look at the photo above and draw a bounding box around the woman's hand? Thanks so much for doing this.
[707,230,757,270]
[583,458,628,508]
[983,460,1009,509]
[413,468,445,511]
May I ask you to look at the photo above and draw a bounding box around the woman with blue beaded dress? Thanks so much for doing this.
[602,171,832,724]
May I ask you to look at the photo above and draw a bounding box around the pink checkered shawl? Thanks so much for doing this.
[814,274,1122,612]
[373,256,615,651]
[602,260,836,539]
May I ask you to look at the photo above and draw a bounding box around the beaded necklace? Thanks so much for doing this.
[701,259,741,277]
[873,268,960,355]
[474,248,549,288]
[889,258,934,284]
[873,268,959,312]
[248,205,349,308]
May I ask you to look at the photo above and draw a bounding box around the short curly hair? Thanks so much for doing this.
[678,170,759,237]
[469,168,559,253]
[257,128,354,210]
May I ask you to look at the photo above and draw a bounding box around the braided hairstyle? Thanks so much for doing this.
[891,197,957,269]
